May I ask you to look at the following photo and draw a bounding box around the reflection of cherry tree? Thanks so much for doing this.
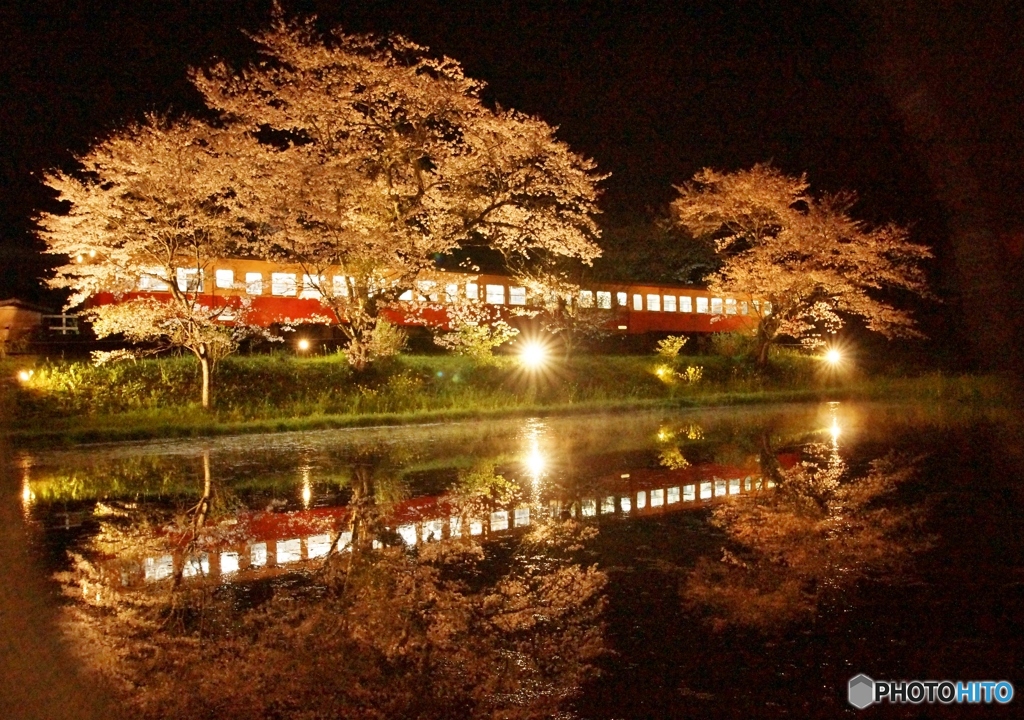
[56,456,606,719]
[684,446,930,628]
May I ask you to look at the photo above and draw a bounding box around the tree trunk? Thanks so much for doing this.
[199,352,211,409]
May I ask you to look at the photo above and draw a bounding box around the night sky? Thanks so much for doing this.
[2,1,1022,369]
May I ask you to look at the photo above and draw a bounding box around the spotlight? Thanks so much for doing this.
[520,341,548,369]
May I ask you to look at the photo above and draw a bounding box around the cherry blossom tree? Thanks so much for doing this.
[193,14,604,369]
[672,164,932,366]
[38,118,265,408]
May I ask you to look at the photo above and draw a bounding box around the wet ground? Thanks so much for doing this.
[4,401,1023,718]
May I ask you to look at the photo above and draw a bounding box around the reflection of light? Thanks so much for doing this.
[17,369,33,382]
[301,467,312,508]
[297,338,311,352]
[21,483,35,506]
[655,365,672,380]
[520,341,548,369]
[526,449,545,477]
[657,427,674,442]
[830,420,841,442]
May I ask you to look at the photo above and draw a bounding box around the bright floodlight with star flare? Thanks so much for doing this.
[520,341,548,369]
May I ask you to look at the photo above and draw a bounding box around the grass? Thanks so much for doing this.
[0,351,1007,447]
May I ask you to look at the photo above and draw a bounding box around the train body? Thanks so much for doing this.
[91,257,765,335]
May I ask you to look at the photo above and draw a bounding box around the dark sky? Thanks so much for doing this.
[2,0,1022,368]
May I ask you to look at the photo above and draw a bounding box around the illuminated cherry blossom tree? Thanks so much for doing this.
[194,14,605,369]
[38,118,266,408]
[672,164,932,365]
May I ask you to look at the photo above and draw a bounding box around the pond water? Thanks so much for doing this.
[7,401,1024,719]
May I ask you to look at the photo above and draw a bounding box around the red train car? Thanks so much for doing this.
[90,257,766,335]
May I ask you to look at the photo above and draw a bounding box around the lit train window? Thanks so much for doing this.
[445,283,459,302]
[397,524,417,546]
[683,485,695,502]
[422,519,444,542]
[633,294,643,311]
[251,542,267,567]
[696,297,709,313]
[491,510,509,531]
[220,551,239,575]
[300,274,323,299]
[711,297,724,314]
[485,284,505,304]
[466,282,479,300]
[646,294,660,311]
[729,478,741,494]
[272,272,297,296]
[764,301,772,315]
[680,296,692,313]
[617,291,628,306]
[307,534,332,559]
[247,273,263,295]
[663,295,677,312]
[510,286,527,305]
[581,500,597,517]
[601,496,615,514]
[700,482,712,500]
[621,496,632,512]
[636,491,647,509]
[651,488,664,507]
[715,479,727,495]
[332,275,348,297]
[514,507,530,527]
[667,487,680,503]
[182,553,209,578]
[725,298,737,315]
[139,267,169,291]
[277,538,301,564]
[399,290,414,301]
[215,269,234,289]
[597,291,612,309]
[176,268,203,293]
[417,280,438,302]
[740,301,748,315]
[579,290,594,308]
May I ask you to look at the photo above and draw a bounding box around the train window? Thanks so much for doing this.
[680,295,692,313]
[621,496,632,513]
[485,284,505,304]
[764,301,772,315]
[399,290,414,301]
[490,510,510,531]
[445,283,459,303]
[700,482,712,500]
[176,268,203,293]
[725,298,737,315]
[651,488,664,507]
[300,274,322,299]
[663,295,677,312]
[139,267,169,291]
[417,280,438,302]
[271,272,297,296]
[752,300,761,314]
[740,300,748,315]
[510,286,527,305]
[636,491,647,509]
[667,486,680,503]
[646,294,660,311]
[466,282,479,300]
[617,291,628,307]
[246,273,263,296]
[696,297,709,313]
[581,500,597,518]
[715,479,727,496]
[579,290,594,308]
[711,297,724,314]
[633,294,643,311]
[514,507,530,527]
[601,496,615,514]
[597,291,612,309]
[215,269,234,289]
[683,485,696,502]
[332,275,348,297]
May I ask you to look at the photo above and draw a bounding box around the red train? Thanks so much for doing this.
[91,257,767,335]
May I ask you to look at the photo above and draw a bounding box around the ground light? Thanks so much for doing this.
[519,340,548,370]
[825,348,842,366]
[17,369,34,382]
[297,338,311,352]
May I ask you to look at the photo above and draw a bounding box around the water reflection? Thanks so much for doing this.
[14,404,974,718]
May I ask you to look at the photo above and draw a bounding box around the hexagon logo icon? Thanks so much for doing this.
[848,674,875,709]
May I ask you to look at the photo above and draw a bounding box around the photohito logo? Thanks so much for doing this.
[848,674,1014,709]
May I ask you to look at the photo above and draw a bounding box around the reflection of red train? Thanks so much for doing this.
[92,258,765,335]
[129,455,796,586]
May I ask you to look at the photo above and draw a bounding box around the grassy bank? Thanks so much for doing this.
[0,352,1005,446]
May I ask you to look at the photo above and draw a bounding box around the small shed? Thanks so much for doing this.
[0,298,52,347]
